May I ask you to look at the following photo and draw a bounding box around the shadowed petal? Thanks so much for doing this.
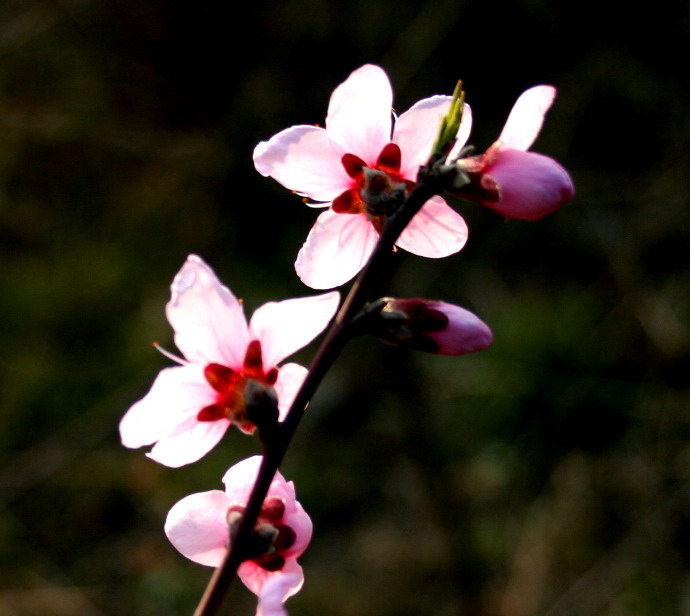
[165,490,230,567]
[249,293,339,368]
[498,85,556,151]
[273,363,309,421]
[396,196,468,258]
[253,126,351,201]
[326,65,392,164]
[295,210,379,289]
[393,95,452,178]
[119,364,214,449]
[427,302,494,355]
[256,573,303,616]
[240,558,304,600]
[166,255,250,369]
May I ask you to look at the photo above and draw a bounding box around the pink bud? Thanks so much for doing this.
[477,148,574,221]
[373,298,493,356]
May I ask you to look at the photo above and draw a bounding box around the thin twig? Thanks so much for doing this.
[193,159,447,616]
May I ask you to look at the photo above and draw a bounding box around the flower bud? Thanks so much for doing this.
[472,147,574,220]
[369,298,493,356]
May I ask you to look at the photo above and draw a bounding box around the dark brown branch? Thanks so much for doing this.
[193,158,448,616]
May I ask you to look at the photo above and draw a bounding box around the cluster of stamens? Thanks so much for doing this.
[333,143,413,231]
[227,497,297,571]
[198,340,278,434]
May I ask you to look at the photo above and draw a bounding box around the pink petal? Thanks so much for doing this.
[165,490,231,567]
[240,558,304,599]
[256,573,303,616]
[325,65,393,164]
[166,255,250,369]
[498,85,556,151]
[481,148,574,220]
[119,364,215,450]
[393,95,452,179]
[428,302,494,355]
[249,292,339,368]
[222,455,269,504]
[273,363,309,421]
[396,195,468,258]
[282,498,312,558]
[253,126,351,202]
[295,210,379,289]
[147,414,230,468]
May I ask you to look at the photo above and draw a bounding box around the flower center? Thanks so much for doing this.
[226,497,297,571]
[332,142,414,232]
[198,340,278,434]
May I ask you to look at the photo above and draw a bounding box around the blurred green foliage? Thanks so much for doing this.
[1,0,690,615]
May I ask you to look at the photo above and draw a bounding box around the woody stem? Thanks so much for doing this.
[193,156,447,616]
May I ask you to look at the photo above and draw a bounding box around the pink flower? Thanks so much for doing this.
[165,456,311,613]
[454,85,574,220]
[371,297,493,355]
[254,64,471,289]
[119,255,339,467]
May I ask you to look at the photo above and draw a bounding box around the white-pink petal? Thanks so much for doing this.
[165,490,230,567]
[222,455,266,504]
[325,64,393,164]
[166,255,250,369]
[393,95,452,179]
[498,85,556,151]
[295,210,379,289]
[253,126,351,202]
[119,364,214,450]
[273,363,309,421]
[256,573,302,616]
[249,292,339,368]
[147,414,230,468]
[396,195,468,258]
[240,558,304,600]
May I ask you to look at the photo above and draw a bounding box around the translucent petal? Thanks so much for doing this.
[326,65,393,164]
[165,490,230,567]
[295,210,378,289]
[273,363,309,421]
[147,414,230,468]
[253,126,351,201]
[498,85,556,151]
[393,95,452,179]
[166,255,250,369]
[239,558,304,600]
[256,573,303,616]
[249,293,339,368]
[396,196,468,258]
[119,364,214,449]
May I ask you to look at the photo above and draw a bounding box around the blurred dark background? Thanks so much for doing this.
[1,0,689,614]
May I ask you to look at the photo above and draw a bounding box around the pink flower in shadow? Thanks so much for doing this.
[119,255,339,467]
[165,456,312,613]
[254,64,472,289]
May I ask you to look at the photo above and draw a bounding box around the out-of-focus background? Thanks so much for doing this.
[1,0,689,615]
